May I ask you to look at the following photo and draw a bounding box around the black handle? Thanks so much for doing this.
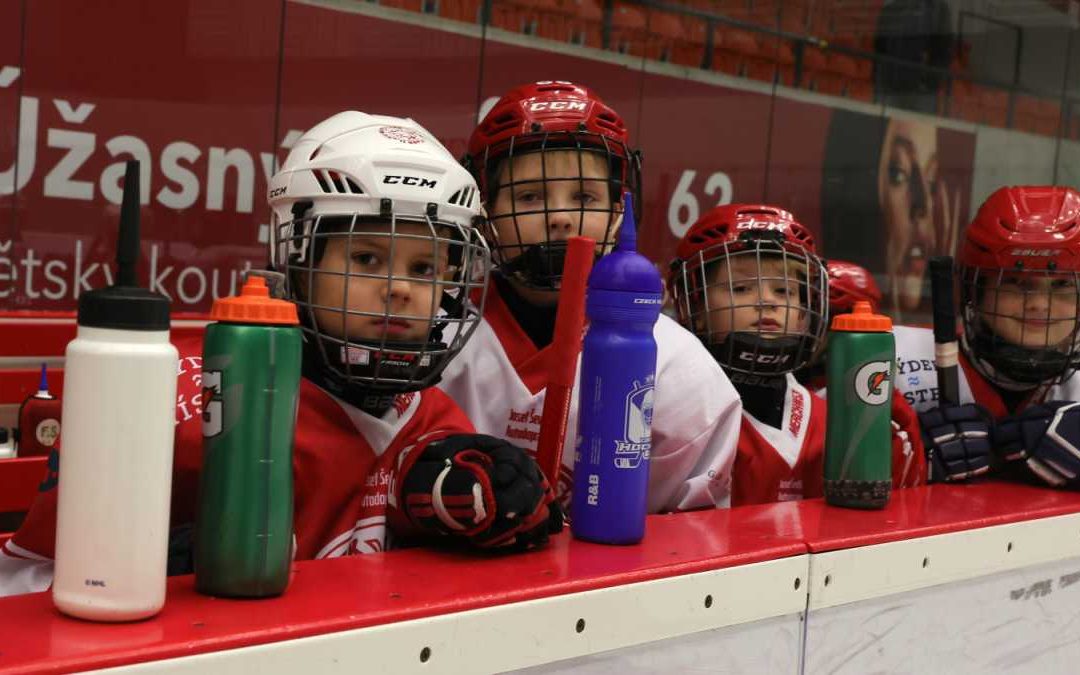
[929,256,956,344]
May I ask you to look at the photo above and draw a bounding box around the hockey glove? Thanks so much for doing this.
[918,403,994,482]
[995,401,1080,488]
[402,433,563,550]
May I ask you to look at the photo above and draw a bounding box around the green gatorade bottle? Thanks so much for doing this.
[195,275,302,597]
[824,300,895,509]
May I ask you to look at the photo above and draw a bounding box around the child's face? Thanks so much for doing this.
[489,149,617,259]
[979,273,1080,349]
[703,254,809,339]
[308,222,449,343]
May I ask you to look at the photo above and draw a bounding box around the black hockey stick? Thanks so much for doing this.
[929,256,960,406]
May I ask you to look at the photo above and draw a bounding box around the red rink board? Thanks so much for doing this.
[0,503,806,674]
[798,481,1080,553]
[3,483,1080,673]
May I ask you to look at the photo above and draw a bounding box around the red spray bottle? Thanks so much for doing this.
[17,364,61,457]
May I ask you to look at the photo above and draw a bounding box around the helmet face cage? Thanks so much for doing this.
[960,264,1080,387]
[274,210,490,394]
[672,238,829,377]
[475,129,641,290]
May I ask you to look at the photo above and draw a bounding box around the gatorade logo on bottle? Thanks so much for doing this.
[202,370,224,437]
[854,361,892,405]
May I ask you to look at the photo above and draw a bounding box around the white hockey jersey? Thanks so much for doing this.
[893,325,1080,417]
[438,286,742,512]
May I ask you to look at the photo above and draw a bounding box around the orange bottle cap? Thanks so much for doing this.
[830,300,892,332]
[210,276,299,325]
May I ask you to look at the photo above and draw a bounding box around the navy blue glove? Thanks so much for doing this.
[995,402,1080,488]
[918,403,994,482]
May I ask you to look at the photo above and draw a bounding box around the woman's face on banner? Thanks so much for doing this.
[878,119,940,314]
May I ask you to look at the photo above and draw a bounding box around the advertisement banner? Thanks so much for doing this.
[1,1,977,320]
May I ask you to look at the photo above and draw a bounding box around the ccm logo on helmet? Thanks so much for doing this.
[529,101,587,112]
[1010,248,1060,257]
[383,175,438,188]
[739,351,791,365]
[268,187,287,199]
[736,219,786,232]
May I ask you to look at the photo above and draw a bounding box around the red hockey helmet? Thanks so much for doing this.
[465,81,641,290]
[673,204,819,262]
[958,186,1080,387]
[959,185,1080,272]
[827,260,883,314]
[466,80,635,191]
[669,204,828,376]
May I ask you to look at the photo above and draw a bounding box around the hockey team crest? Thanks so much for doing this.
[854,361,892,405]
[614,376,654,469]
[378,126,425,144]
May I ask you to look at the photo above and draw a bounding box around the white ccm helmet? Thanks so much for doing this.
[268,111,490,398]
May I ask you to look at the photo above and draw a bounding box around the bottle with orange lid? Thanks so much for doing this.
[195,272,302,597]
[824,300,895,509]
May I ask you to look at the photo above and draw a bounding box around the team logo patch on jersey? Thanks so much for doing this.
[378,126,425,145]
[854,361,892,405]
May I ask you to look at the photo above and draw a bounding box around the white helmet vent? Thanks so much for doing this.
[312,169,364,195]
[448,186,476,208]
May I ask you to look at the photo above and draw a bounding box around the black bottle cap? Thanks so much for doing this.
[77,160,171,331]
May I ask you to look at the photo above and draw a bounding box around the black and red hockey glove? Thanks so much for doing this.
[995,401,1080,488]
[401,434,563,550]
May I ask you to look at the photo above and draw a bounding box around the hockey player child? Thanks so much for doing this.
[800,260,926,488]
[439,81,741,512]
[898,185,1080,488]
[0,113,560,597]
[668,204,831,505]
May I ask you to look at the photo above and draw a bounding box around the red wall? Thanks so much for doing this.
[0,1,976,316]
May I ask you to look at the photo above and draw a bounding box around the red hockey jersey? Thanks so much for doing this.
[735,374,926,506]
[733,376,827,506]
[0,331,473,597]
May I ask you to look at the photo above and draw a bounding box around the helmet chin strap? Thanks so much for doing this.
[499,241,570,290]
[961,320,1073,390]
[300,330,450,403]
[294,293,460,402]
[497,207,623,289]
[710,332,811,377]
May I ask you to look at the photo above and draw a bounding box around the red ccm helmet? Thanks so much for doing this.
[958,185,1080,387]
[827,260,883,314]
[464,81,641,289]
[669,204,829,376]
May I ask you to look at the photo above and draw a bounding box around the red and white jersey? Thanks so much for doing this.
[893,325,1080,417]
[733,375,826,506]
[438,287,741,513]
[0,332,473,598]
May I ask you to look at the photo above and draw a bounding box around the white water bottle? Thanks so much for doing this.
[53,161,179,622]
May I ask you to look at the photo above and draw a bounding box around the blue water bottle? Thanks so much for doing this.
[571,193,663,545]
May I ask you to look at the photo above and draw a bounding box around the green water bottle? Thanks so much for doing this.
[195,274,302,597]
[824,301,895,509]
